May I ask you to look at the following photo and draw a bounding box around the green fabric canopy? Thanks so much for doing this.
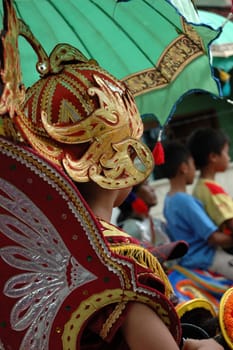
[199,10,233,72]
[0,0,221,125]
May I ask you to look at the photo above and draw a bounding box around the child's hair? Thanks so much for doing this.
[187,127,229,169]
[159,140,191,179]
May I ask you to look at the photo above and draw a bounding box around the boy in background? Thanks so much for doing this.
[160,140,233,280]
[187,127,233,236]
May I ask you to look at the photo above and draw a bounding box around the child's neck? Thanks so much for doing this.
[77,183,114,222]
[168,178,187,194]
[200,166,216,180]
[86,198,113,222]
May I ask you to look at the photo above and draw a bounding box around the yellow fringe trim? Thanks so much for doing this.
[110,243,173,298]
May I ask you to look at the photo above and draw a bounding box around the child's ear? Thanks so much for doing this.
[180,161,188,174]
[209,152,218,163]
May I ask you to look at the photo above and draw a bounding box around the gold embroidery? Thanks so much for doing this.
[62,289,172,349]
[100,220,173,298]
[123,21,205,96]
[100,302,127,339]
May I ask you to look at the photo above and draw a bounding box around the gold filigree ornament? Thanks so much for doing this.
[0,0,25,140]
[0,0,153,189]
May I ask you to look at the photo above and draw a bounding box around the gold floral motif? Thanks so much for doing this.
[123,20,205,96]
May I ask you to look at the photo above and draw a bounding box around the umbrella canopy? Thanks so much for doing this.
[198,10,233,72]
[0,0,221,125]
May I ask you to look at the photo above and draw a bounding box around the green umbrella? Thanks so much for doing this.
[0,0,221,125]
[199,10,233,72]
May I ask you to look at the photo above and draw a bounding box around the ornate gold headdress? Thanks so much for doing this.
[0,0,153,189]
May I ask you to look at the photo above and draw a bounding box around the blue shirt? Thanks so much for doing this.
[164,192,217,269]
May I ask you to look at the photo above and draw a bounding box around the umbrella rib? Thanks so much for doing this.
[89,0,155,66]
[142,0,182,34]
[46,0,93,58]
[13,1,24,22]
